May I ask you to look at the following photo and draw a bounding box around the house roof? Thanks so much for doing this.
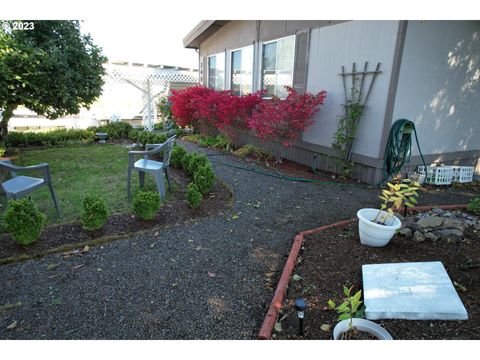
[183,20,229,49]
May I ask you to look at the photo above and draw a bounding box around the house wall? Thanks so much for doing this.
[392,21,480,173]
[303,21,400,159]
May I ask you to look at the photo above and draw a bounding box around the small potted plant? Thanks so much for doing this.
[357,179,420,247]
[329,286,392,340]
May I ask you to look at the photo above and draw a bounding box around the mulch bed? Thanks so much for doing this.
[275,219,480,340]
[0,167,233,264]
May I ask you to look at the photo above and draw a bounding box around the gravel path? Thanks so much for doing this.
[0,141,475,339]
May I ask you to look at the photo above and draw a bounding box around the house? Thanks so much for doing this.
[183,20,480,184]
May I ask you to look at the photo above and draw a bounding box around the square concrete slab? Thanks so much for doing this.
[362,261,468,320]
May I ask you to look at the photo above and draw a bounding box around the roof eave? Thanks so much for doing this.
[183,20,229,49]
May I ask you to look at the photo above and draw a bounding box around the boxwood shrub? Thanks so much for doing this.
[186,182,202,209]
[185,153,209,176]
[193,163,215,194]
[82,195,109,231]
[170,145,187,168]
[3,198,46,245]
[132,191,161,220]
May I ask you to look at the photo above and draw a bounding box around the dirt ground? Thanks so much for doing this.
[275,220,480,340]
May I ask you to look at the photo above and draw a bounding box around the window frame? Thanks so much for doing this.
[229,44,255,96]
[207,52,226,91]
[259,35,296,99]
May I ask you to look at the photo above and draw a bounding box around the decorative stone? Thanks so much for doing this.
[441,212,453,218]
[363,261,468,320]
[425,232,440,241]
[431,208,445,215]
[437,228,464,237]
[399,228,412,237]
[442,234,463,243]
[417,216,444,229]
[441,218,465,232]
[413,231,426,242]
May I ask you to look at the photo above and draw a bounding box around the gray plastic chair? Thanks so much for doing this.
[127,135,176,199]
[0,160,61,217]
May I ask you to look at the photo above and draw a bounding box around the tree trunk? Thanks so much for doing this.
[0,105,15,143]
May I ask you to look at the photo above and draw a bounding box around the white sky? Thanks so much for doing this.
[80,19,199,69]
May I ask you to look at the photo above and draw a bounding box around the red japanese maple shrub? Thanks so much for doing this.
[247,87,327,147]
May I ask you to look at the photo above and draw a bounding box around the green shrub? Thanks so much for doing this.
[90,122,133,140]
[5,129,95,148]
[137,131,168,147]
[181,152,194,171]
[81,195,109,231]
[467,197,480,215]
[199,135,232,151]
[170,146,187,168]
[128,129,139,141]
[154,122,164,131]
[3,198,46,245]
[194,163,215,194]
[132,191,161,220]
[186,182,203,208]
[0,146,5,157]
[185,153,209,176]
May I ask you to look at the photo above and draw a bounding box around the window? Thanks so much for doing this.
[230,45,254,95]
[208,53,225,90]
[261,36,295,98]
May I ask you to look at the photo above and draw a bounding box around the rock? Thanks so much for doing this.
[431,208,445,215]
[417,216,444,229]
[413,231,426,242]
[425,232,440,241]
[441,212,453,218]
[442,234,463,243]
[441,218,465,232]
[399,228,413,237]
[409,222,425,234]
[437,228,464,237]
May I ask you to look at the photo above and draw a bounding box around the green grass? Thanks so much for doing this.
[1,144,160,225]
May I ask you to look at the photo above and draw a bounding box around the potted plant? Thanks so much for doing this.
[357,179,420,247]
[329,286,392,340]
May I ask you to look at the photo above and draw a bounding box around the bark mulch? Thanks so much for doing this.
[276,220,480,340]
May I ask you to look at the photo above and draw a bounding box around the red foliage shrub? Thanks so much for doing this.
[246,87,327,147]
[170,85,326,147]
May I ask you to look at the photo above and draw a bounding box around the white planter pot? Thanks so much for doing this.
[357,208,401,247]
[333,318,393,340]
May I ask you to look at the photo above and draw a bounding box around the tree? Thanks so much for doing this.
[0,20,107,140]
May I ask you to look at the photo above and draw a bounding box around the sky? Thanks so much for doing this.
[80,18,199,69]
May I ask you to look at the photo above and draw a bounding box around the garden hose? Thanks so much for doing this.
[205,153,372,188]
[380,119,427,185]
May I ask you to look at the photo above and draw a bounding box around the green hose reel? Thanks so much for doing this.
[380,119,426,185]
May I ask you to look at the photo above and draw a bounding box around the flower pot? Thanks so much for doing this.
[356,208,401,247]
[333,318,393,340]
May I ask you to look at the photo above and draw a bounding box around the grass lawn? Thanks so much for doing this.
[1,144,159,225]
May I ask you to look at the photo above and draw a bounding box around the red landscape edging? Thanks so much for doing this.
[257,204,470,340]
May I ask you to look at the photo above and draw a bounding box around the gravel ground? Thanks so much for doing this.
[0,140,476,339]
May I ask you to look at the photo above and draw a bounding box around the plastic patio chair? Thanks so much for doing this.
[127,135,176,199]
[0,160,61,217]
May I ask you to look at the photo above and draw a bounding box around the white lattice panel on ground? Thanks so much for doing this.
[451,166,474,183]
[418,165,453,185]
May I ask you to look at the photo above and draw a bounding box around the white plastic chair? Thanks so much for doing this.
[127,135,176,199]
[0,160,61,217]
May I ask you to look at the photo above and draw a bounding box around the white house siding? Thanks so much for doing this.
[392,21,480,164]
[304,21,400,159]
